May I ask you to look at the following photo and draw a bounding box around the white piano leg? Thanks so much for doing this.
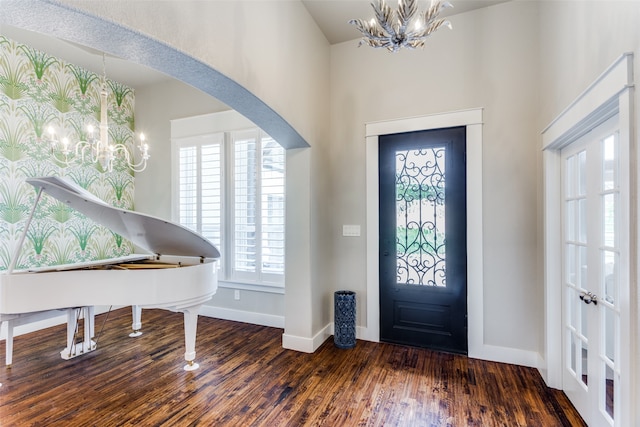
[83,307,95,352]
[60,307,96,360]
[182,305,201,371]
[129,305,143,337]
[5,320,13,366]
[61,308,78,359]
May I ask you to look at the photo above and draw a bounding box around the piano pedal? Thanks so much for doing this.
[60,339,97,360]
[129,330,143,337]
[184,360,199,371]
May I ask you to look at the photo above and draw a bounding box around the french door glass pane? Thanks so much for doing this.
[578,198,587,242]
[603,251,618,305]
[566,244,576,285]
[578,150,587,196]
[603,194,616,248]
[579,245,588,289]
[580,295,588,337]
[567,286,576,329]
[567,155,576,197]
[570,333,576,373]
[603,134,618,191]
[395,146,446,286]
[603,305,616,363]
[581,339,588,386]
[566,200,576,241]
[605,364,615,420]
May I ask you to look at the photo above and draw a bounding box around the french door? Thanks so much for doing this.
[561,115,627,426]
[378,127,467,354]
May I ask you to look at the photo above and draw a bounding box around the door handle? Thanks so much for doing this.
[579,291,598,305]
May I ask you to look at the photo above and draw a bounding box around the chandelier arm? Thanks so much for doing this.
[365,34,398,42]
[425,0,445,22]
[349,19,382,38]
[397,0,418,34]
[423,1,438,22]
[111,144,149,172]
[50,150,73,167]
[73,141,90,164]
[424,1,453,25]
[419,18,451,38]
[372,0,396,37]
[350,21,397,43]
[353,30,396,47]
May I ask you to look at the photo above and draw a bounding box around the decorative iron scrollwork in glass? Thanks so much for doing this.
[395,147,446,286]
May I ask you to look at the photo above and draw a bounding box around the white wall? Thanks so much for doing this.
[537,0,640,395]
[539,1,640,126]
[329,1,542,354]
[134,80,228,218]
[57,0,329,149]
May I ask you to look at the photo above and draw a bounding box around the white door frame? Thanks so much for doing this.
[542,53,636,425]
[363,108,536,366]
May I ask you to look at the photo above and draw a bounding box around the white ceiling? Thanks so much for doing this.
[302,0,511,45]
[0,24,171,89]
[1,0,510,90]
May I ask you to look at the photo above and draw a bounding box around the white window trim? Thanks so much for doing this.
[541,52,635,426]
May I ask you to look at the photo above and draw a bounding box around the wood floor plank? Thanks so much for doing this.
[0,308,585,426]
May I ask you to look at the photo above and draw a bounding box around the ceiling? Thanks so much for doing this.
[0,24,171,89]
[1,0,510,90]
[302,0,511,45]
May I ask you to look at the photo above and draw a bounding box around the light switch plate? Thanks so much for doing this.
[343,225,361,237]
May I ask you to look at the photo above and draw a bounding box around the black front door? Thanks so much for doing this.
[379,126,467,354]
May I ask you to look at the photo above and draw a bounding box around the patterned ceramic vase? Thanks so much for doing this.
[334,290,356,349]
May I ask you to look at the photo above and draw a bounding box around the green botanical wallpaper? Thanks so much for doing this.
[0,35,135,270]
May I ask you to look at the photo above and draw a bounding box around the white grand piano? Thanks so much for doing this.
[0,176,220,371]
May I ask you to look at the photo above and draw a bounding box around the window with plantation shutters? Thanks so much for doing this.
[261,137,285,275]
[230,131,285,284]
[172,117,285,288]
[176,134,224,254]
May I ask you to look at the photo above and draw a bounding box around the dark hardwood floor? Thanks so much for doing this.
[0,308,585,426]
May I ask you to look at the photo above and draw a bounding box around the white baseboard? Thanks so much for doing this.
[469,344,542,369]
[283,323,369,354]
[199,305,285,329]
[354,325,378,342]
[282,323,331,353]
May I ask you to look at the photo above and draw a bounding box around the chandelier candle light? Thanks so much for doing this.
[349,0,453,52]
[47,55,150,173]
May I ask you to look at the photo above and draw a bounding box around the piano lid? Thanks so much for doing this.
[26,177,220,259]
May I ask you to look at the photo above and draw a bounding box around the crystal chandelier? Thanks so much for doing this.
[47,55,150,173]
[349,0,453,52]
